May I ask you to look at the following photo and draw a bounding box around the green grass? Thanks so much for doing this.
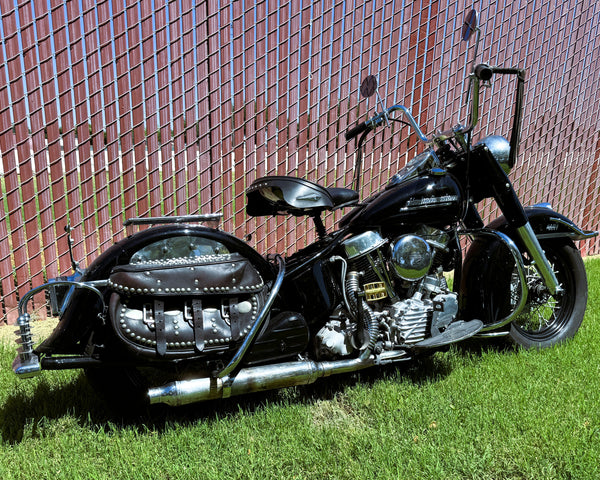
[0,257,599,479]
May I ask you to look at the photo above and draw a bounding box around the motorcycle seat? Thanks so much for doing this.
[246,176,359,217]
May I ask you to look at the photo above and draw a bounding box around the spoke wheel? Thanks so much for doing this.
[509,239,587,348]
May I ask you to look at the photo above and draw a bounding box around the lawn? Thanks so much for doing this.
[0,257,598,479]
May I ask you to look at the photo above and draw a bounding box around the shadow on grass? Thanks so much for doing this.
[0,337,513,444]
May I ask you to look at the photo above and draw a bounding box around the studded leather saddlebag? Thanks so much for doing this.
[108,253,266,359]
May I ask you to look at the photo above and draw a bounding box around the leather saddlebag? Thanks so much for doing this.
[108,253,266,359]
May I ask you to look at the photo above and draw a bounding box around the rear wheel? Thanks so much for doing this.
[509,239,587,348]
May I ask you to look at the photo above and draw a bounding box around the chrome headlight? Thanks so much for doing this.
[476,135,511,174]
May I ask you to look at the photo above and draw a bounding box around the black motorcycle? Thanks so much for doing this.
[12,10,597,407]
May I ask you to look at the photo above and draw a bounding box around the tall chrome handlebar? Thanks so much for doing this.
[359,70,488,147]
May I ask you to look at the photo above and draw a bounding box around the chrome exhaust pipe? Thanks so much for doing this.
[148,352,408,406]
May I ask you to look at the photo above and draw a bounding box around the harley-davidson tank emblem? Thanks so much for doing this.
[401,194,459,210]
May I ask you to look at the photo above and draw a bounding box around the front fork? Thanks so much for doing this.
[473,144,562,296]
[516,223,562,295]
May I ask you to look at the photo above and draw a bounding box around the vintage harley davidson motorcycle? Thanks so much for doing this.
[12,10,597,407]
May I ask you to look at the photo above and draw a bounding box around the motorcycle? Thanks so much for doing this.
[12,10,597,408]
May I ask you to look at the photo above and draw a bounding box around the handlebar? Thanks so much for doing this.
[345,105,429,143]
[346,64,525,171]
[345,121,370,141]
[474,63,493,81]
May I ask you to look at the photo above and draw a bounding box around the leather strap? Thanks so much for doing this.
[154,299,166,356]
[229,297,240,341]
[192,298,205,352]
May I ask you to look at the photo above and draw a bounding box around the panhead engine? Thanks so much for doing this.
[108,253,266,359]
[314,227,458,358]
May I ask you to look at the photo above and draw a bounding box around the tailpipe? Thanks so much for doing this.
[148,353,406,407]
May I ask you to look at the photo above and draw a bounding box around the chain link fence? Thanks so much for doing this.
[0,0,598,323]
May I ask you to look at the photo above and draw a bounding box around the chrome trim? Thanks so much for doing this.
[516,223,561,295]
[149,350,410,406]
[536,231,599,240]
[18,280,106,317]
[13,280,107,379]
[537,217,599,240]
[476,135,511,173]
[12,354,41,378]
[328,256,353,318]
[474,330,509,338]
[342,231,386,259]
[124,213,223,227]
[216,255,285,378]
[13,313,41,378]
[468,74,481,130]
[387,105,429,144]
[390,235,433,281]
[460,229,528,331]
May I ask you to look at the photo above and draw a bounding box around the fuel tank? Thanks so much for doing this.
[341,172,464,230]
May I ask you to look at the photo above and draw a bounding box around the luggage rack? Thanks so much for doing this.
[124,213,223,228]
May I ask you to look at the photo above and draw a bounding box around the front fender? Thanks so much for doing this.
[459,206,596,328]
[488,204,597,241]
[36,225,273,355]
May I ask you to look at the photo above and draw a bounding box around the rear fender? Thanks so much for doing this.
[36,226,273,355]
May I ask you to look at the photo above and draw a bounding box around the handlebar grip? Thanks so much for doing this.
[474,63,494,81]
[345,121,370,141]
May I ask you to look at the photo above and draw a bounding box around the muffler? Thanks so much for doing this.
[148,352,408,406]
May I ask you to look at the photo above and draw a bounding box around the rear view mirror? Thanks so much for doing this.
[462,9,479,42]
[360,75,378,98]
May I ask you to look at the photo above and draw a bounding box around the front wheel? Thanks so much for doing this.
[509,239,587,348]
